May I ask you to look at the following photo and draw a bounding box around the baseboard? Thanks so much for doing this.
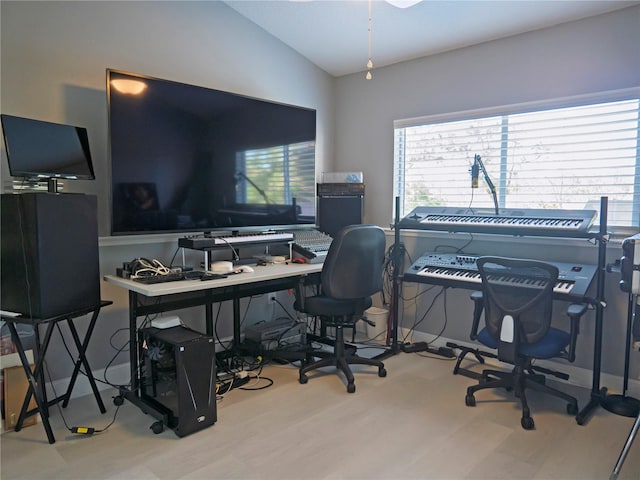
[45,362,131,402]
[44,334,237,403]
[401,329,640,398]
[31,330,640,404]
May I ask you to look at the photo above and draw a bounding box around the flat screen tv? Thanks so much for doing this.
[107,69,317,235]
[1,114,95,192]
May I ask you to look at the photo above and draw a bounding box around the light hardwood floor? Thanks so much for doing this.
[1,351,638,480]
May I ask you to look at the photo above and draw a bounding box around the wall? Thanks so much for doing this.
[334,6,640,386]
[0,1,335,381]
[2,1,639,392]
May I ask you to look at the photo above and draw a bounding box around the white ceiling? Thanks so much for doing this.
[224,0,638,77]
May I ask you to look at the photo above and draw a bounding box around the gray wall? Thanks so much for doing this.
[0,1,335,381]
[333,6,640,384]
[1,1,639,389]
[334,6,640,229]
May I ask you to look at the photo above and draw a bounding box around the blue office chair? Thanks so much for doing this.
[294,224,387,393]
[464,256,585,430]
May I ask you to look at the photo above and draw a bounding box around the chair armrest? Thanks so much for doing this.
[469,290,484,341]
[566,303,588,362]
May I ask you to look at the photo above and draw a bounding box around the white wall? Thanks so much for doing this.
[2,1,639,388]
[333,6,640,383]
[0,0,335,380]
[334,5,640,228]
[1,0,335,235]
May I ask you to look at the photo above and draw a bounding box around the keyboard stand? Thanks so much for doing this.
[1,301,111,444]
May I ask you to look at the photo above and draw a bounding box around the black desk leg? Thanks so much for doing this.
[7,321,57,444]
[205,301,213,337]
[233,295,241,349]
[61,313,106,413]
[129,290,140,395]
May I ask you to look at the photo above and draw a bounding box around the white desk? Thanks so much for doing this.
[105,262,322,297]
[104,262,322,429]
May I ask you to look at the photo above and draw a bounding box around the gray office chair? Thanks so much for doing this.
[464,256,584,430]
[294,224,387,393]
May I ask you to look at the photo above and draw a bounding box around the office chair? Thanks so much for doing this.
[464,256,585,430]
[294,224,387,393]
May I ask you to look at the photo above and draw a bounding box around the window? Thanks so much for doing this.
[393,90,640,228]
[236,141,316,217]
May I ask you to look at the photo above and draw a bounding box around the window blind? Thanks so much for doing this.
[393,92,640,228]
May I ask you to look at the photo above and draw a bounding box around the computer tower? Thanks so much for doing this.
[0,193,100,318]
[140,326,217,437]
[317,183,364,237]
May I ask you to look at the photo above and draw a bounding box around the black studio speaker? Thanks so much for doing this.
[317,183,364,237]
[1,193,100,318]
[620,233,640,295]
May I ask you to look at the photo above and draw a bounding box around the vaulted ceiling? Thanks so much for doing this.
[225,1,637,77]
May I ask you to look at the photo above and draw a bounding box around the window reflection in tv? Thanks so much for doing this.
[107,69,317,235]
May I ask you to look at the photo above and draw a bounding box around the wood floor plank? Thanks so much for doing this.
[1,352,638,479]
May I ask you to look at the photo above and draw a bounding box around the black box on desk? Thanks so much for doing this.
[140,326,216,437]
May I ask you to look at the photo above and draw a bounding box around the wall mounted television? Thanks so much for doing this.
[107,69,317,235]
[1,114,95,193]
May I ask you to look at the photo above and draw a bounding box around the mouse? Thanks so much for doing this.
[235,265,254,273]
[291,257,307,264]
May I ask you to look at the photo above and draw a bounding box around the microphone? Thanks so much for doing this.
[471,155,480,189]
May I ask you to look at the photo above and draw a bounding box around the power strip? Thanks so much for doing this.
[401,342,456,358]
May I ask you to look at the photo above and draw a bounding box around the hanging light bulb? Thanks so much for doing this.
[366,0,373,79]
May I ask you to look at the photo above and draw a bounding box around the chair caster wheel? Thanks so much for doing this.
[378,367,387,377]
[113,395,124,406]
[521,416,535,430]
[299,374,308,384]
[465,394,476,407]
[150,421,164,434]
[567,403,578,415]
[347,383,356,394]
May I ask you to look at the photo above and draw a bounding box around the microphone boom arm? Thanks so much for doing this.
[475,155,499,215]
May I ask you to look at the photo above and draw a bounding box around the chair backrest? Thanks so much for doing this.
[477,256,558,355]
[321,224,386,300]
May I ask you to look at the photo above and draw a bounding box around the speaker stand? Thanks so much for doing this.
[602,293,640,418]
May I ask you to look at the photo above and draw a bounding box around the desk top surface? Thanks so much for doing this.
[104,262,322,297]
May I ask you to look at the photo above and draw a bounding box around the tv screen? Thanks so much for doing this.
[1,114,95,182]
[107,69,317,235]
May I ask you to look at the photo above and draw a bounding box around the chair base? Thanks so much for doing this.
[447,342,497,380]
[465,365,578,430]
[299,325,386,393]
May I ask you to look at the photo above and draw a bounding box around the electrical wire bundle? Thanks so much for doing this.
[130,258,172,278]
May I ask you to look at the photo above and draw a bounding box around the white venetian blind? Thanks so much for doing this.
[394,94,640,228]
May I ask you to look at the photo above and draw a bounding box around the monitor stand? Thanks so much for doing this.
[47,178,59,193]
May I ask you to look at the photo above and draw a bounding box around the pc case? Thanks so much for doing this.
[140,326,216,437]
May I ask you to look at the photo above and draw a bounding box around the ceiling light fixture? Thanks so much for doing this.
[385,0,423,8]
[366,0,373,80]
